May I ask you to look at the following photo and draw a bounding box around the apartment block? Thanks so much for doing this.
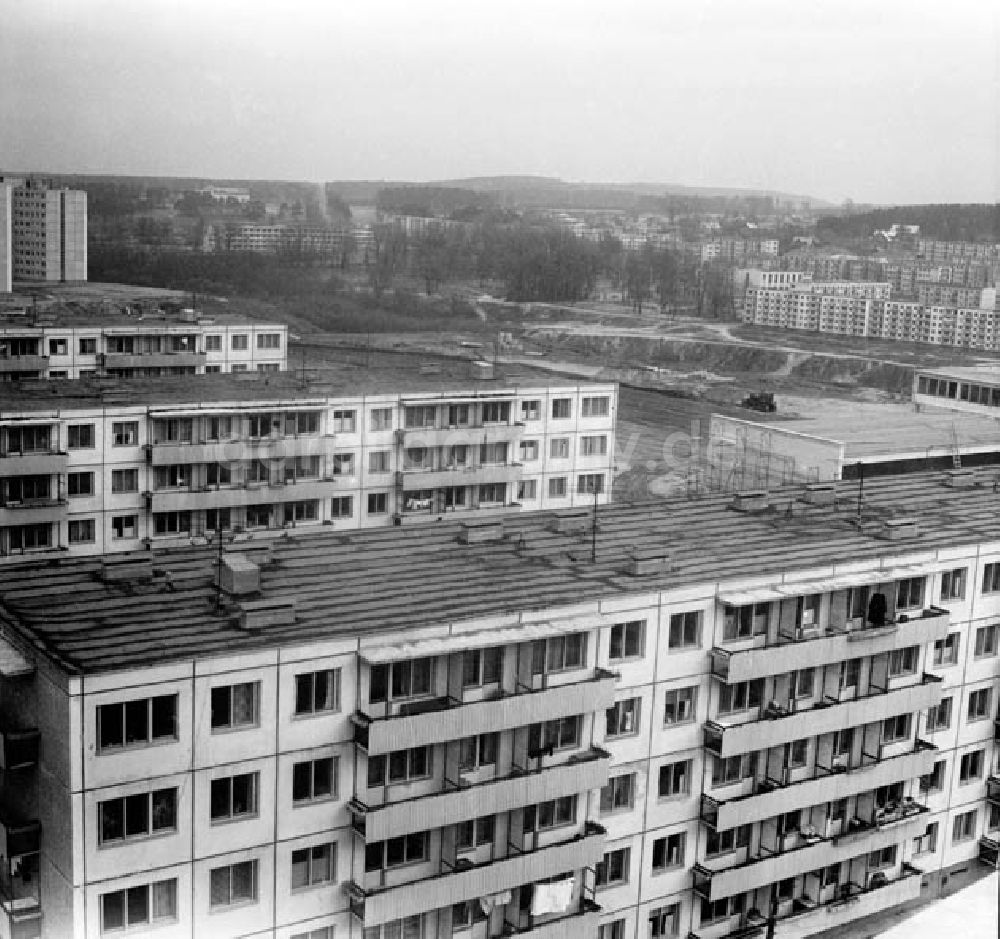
[0,178,87,288]
[0,314,287,381]
[912,366,1000,416]
[0,472,996,939]
[0,374,616,558]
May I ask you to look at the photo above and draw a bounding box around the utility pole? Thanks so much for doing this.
[591,484,599,563]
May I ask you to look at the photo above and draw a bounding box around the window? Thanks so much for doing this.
[521,400,540,421]
[959,749,984,784]
[668,611,701,649]
[599,773,635,813]
[888,645,918,676]
[364,917,423,939]
[552,398,572,419]
[789,738,808,767]
[928,697,953,732]
[478,483,506,504]
[868,845,897,869]
[79,337,97,355]
[718,679,762,715]
[481,401,510,423]
[447,403,470,426]
[365,832,429,871]
[519,440,539,461]
[210,860,258,907]
[548,477,567,498]
[529,717,580,753]
[456,816,495,851]
[550,438,569,459]
[291,842,336,890]
[913,821,938,855]
[582,396,610,417]
[713,753,757,786]
[453,899,486,930]
[664,686,697,725]
[210,682,259,731]
[982,562,1000,594]
[658,759,691,798]
[798,593,820,627]
[206,509,231,531]
[330,496,353,518]
[651,834,685,873]
[975,623,1000,657]
[723,603,768,641]
[369,658,433,703]
[479,442,508,465]
[101,879,177,932]
[370,408,393,431]
[598,921,625,939]
[210,772,258,822]
[368,746,431,786]
[111,515,137,540]
[608,620,644,661]
[294,669,340,716]
[968,687,992,721]
[367,493,388,515]
[459,732,498,771]
[99,788,177,844]
[48,338,67,355]
[257,333,281,349]
[578,473,605,494]
[595,847,629,887]
[517,480,537,500]
[706,825,750,857]
[68,424,95,449]
[580,435,608,456]
[794,668,815,698]
[895,577,925,610]
[933,633,960,666]
[649,904,679,939]
[331,452,355,477]
[369,450,390,473]
[69,519,96,544]
[205,335,221,352]
[231,334,249,351]
[332,410,356,433]
[606,698,641,738]
[283,500,319,524]
[532,633,586,673]
[112,422,138,446]
[293,757,337,803]
[98,695,177,751]
[941,568,967,600]
[952,809,977,844]
[882,713,911,744]
[111,469,138,493]
[230,364,248,372]
[404,405,436,429]
[462,647,502,687]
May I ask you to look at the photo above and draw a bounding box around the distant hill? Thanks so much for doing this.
[817,204,1000,242]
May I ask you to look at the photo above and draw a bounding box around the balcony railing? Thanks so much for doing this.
[504,897,602,939]
[0,451,66,477]
[0,729,39,772]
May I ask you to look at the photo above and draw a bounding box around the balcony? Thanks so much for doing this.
[0,452,66,477]
[146,436,325,465]
[508,898,602,939]
[396,424,525,447]
[353,669,617,755]
[0,500,67,526]
[710,608,950,682]
[350,748,610,841]
[0,729,38,772]
[347,821,606,926]
[979,836,999,868]
[694,804,928,901]
[0,880,41,939]
[704,674,943,758]
[100,351,205,370]
[396,462,524,490]
[987,775,1000,805]
[147,478,338,512]
[703,741,937,829]
[770,864,923,939]
[0,357,47,374]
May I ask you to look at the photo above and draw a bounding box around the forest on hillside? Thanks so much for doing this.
[817,204,999,242]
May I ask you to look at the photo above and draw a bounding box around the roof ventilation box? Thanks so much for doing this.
[458,519,505,544]
[878,518,920,541]
[548,509,591,535]
[238,598,296,631]
[801,482,837,505]
[730,490,769,513]
[628,550,675,577]
[219,554,260,596]
[943,469,976,488]
[224,542,272,567]
[100,554,153,584]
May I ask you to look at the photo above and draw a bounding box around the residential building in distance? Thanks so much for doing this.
[912,366,1000,417]
[0,177,87,289]
[0,372,616,558]
[0,472,995,938]
[0,309,287,380]
[195,186,252,203]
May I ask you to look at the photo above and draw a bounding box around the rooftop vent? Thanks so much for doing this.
[943,469,976,489]
[238,597,296,631]
[548,509,592,535]
[100,554,153,584]
[800,482,837,506]
[628,549,675,577]
[730,490,769,514]
[219,554,260,596]
[876,517,920,541]
[458,518,505,544]
[224,541,272,567]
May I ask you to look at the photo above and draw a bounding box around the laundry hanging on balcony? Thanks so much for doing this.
[530,876,574,916]
[479,890,513,915]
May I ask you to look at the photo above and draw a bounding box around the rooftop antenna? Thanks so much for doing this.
[856,461,864,522]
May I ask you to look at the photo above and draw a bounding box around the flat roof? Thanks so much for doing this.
[0,366,606,413]
[917,365,1000,383]
[0,470,998,675]
[723,396,1000,461]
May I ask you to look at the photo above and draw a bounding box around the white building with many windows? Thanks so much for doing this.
[0,471,996,938]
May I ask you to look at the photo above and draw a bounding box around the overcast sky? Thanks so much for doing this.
[1,0,998,204]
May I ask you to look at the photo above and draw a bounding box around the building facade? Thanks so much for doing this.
[0,318,287,381]
[0,378,616,558]
[0,473,996,938]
